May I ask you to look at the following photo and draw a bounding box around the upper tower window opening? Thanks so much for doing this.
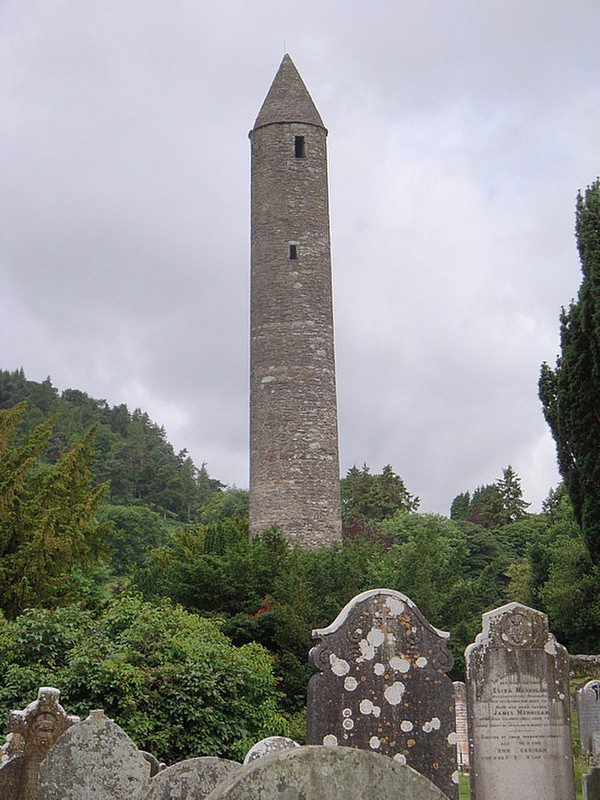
[289,243,298,260]
[294,136,306,158]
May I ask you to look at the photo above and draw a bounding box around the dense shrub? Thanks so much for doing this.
[0,594,288,763]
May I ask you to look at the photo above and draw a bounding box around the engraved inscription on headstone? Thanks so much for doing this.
[453,681,469,769]
[306,588,458,799]
[465,602,575,800]
[577,681,600,759]
[0,686,79,800]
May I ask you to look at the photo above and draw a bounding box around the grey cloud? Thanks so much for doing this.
[2,0,599,512]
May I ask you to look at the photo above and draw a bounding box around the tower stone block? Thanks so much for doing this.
[249,55,342,547]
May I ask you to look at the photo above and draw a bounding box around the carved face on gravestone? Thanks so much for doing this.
[30,713,58,749]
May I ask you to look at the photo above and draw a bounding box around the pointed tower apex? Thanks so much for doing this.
[253,54,326,132]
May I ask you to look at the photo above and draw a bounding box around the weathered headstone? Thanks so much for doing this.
[38,709,150,800]
[306,588,458,799]
[0,686,79,800]
[465,602,575,800]
[453,681,469,769]
[584,765,600,800]
[141,757,241,800]
[577,680,600,758]
[243,736,300,764]
[205,745,448,800]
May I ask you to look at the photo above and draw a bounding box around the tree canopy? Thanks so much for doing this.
[0,370,222,522]
[0,403,109,617]
[340,464,419,531]
[450,465,529,527]
[0,594,287,763]
[540,180,600,562]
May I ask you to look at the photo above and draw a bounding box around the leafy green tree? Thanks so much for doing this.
[450,491,470,520]
[453,467,529,528]
[466,483,504,527]
[0,595,287,763]
[0,404,109,617]
[340,464,419,526]
[199,488,249,523]
[539,180,600,562]
[99,505,172,573]
[0,370,223,522]
[536,497,600,652]
[496,465,530,523]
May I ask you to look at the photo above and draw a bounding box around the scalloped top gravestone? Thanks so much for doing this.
[38,709,150,800]
[577,680,600,759]
[453,681,469,769]
[141,756,241,800]
[243,736,300,764]
[0,686,79,800]
[465,602,575,800]
[306,588,458,799]
[204,745,448,800]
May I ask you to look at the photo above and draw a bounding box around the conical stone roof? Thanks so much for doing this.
[252,54,326,132]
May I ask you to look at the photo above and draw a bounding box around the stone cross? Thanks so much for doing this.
[0,686,79,800]
[577,680,600,759]
[465,602,575,800]
[306,588,458,799]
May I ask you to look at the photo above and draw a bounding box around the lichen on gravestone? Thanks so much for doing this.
[140,756,242,800]
[576,680,600,759]
[243,736,300,764]
[306,588,458,799]
[38,709,150,800]
[204,745,448,800]
[465,602,575,800]
[0,686,79,800]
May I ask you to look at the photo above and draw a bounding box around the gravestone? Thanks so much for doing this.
[465,602,575,800]
[306,588,458,799]
[584,765,600,800]
[243,736,300,764]
[577,680,600,758]
[141,757,241,800]
[0,686,79,800]
[205,745,448,800]
[38,709,150,800]
[453,681,469,769]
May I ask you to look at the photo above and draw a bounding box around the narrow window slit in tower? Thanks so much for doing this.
[289,244,298,260]
[294,136,306,158]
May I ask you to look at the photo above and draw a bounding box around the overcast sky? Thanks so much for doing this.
[2,0,599,514]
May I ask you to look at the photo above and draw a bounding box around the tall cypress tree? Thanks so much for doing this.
[539,180,600,562]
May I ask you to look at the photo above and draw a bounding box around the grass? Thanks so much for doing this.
[457,757,586,799]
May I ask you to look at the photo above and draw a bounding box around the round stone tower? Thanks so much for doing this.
[249,54,342,547]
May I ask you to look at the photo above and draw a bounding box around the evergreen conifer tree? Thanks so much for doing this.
[539,180,600,562]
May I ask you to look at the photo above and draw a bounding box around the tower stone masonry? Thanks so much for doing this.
[249,54,342,547]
